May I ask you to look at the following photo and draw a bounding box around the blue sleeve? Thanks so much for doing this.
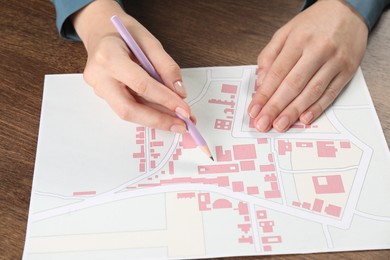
[302,0,390,31]
[51,0,124,41]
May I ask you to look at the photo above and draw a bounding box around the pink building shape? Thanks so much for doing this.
[198,163,239,174]
[256,210,267,219]
[260,164,275,172]
[340,141,351,149]
[180,133,197,149]
[259,220,274,233]
[198,193,211,211]
[278,140,292,155]
[247,186,259,195]
[325,204,342,217]
[262,236,282,244]
[215,146,232,162]
[233,144,257,160]
[232,181,245,192]
[317,141,337,157]
[313,175,345,194]
[240,160,256,171]
[296,141,313,148]
[257,138,268,144]
[238,223,251,234]
[239,235,253,244]
[213,199,232,209]
[237,202,249,215]
[312,198,324,212]
[215,119,232,130]
[221,84,238,94]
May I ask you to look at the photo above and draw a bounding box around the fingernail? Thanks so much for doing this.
[175,107,190,118]
[274,116,290,132]
[257,69,266,87]
[301,111,314,124]
[173,80,187,97]
[170,124,187,134]
[249,104,261,118]
[256,115,270,132]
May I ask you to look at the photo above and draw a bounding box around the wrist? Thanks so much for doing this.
[317,0,368,30]
[71,0,128,51]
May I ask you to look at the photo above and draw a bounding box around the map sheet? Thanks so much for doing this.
[23,66,390,259]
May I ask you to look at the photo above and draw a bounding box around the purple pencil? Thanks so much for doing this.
[111,15,214,161]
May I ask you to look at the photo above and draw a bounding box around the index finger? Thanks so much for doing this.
[111,47,192,117]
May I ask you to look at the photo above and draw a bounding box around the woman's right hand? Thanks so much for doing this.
[72,0,191,134]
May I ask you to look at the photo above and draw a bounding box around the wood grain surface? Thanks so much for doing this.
[0,0,389,259]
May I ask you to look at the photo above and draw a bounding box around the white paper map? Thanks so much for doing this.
[24,66,390,259]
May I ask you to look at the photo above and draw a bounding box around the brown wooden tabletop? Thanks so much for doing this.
[1,0,389,259]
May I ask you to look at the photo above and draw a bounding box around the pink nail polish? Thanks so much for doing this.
[275,116,289,132]
[256,115,270,132]
[170,124,187,134]
[175,107,190,118]
[173,80,187,97]
[301,111,314,124]
[249,104,261,118]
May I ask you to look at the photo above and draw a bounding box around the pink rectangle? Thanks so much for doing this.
[264,174,277,182]
[261,236,282,244]
[139,163,145,172]
[312,199,324,212]
[151,141,164,147]
[257,138,268,144]
[221,84,237,94]
[264,190,281,199]
[260,164,275,172]
[151,128,156,139]
[270,181,279,191]
[169,161,174,175]
[292,201,301,207]
[198,164,239,174]
[232,181,245,192]
[136,132,144,139]
[73,191,96,196]
[233,144,256,160]
[247,186,259,195]
[240,160,255,171]
[302,202,311,209]
[180,133,197,149]
[150,160,156,169]
[325,204,342,217]
[340,141,351,148]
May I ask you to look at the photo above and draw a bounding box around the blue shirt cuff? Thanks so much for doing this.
[51,0,124,41]
[302,0,390,31]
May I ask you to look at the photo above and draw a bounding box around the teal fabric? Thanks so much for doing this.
[50,0,123,40]
[303,0,390,31]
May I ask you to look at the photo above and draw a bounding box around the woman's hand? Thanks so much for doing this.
[248,0,368,132]
[72,0,190,133]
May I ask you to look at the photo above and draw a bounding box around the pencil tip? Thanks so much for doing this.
[210,156,214,161]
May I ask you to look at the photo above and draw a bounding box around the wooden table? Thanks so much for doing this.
[1,0,389,259]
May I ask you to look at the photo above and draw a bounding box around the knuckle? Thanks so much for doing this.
[253,91,270,104]
[268,67,285,83]
[265,102,282,117]
[308,80,326,98]
[116,103,134,121]
[160,62,180,78]
[325,86,339,101]
[94,48,113,66]
[284,74,304,93]
[131,78,149,96]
